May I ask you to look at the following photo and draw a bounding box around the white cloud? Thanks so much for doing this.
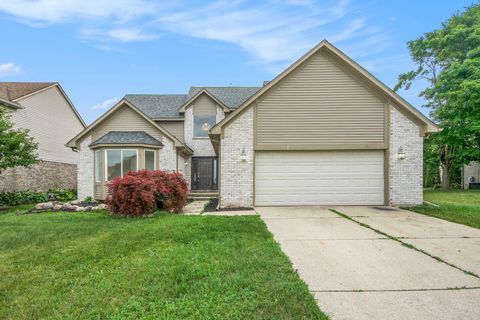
[91,97,119,110]
[0,0,391,68]
[0,0,154,25]
[156,0,388,67]
[107,28,158,42]
[0,63,22,77]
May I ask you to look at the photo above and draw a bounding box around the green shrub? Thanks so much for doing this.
[0,189,76,206]
[48,188,77,202]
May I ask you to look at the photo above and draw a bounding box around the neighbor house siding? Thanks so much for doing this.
[463,162,480,189]
[11,85,84,164]
[77,135,94,200]
[0,160,77,192]
[389,105,423,206]
[92,105,163,142]
[156,120,184,142]
[255,49,386,150]
[220,107,254,208]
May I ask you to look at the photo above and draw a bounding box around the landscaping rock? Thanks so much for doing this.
[75,206,86,212]
[53,204,63,211]
[61,204,76,212]
[85,206,93,211]
[98,203,107,210]
[35,202,54,210]
[71,200,80,205]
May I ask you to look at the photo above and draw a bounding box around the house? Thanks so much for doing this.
[463,162,480,189]
[67,40,439,207]
[0,82,86,192]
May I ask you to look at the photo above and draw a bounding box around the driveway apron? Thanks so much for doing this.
[257,206,480,320]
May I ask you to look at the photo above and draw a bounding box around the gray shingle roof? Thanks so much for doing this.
[188,86,261,109]
[124,86,261,120]
[124,94,188,119]
[90,131,163,147]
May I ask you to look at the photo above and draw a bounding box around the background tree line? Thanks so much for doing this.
[397,4,480,189]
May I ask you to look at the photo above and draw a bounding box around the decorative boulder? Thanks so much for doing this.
[35,202,54,210]
[53,204,63,211]
[75,206,86,212]
[61,204,76,212]
[98,203,107,210]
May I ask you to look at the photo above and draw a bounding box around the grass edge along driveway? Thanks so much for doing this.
[407,189,480,229]
[0,207,327,320]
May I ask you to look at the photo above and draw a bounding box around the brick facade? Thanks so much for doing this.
[218,105,424,208]
[0,160,77,192]
[184,106,224,157]
[220,107,254,208]
[77,135,94,200]
[159,136,177,171]
[388,105,423,206]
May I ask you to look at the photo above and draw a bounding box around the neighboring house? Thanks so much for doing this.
[463,162,480,189]
[0,82,86,192]
[67,40,439,207]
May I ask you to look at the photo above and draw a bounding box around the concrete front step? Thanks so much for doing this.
[188,191,219,199]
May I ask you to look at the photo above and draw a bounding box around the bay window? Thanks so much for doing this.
[145,150,156,170]
[106,149,138,180]
[95,150,101,182]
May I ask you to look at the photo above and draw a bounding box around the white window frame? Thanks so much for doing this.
[104,149,139,181]
[144,149,156,170]
[95,150,101,182]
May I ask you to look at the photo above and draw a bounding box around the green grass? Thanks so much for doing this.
[0,207,326,320]
[408,189,480,229]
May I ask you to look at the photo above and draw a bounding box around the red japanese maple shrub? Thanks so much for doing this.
[105,174,157,216]
[127,170,188,213]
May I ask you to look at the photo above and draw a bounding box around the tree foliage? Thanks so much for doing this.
[396,4,480,188]
[0,106,38,173]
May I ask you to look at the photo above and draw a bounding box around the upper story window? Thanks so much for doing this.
[106,149,138,181]
[193,115,216,138]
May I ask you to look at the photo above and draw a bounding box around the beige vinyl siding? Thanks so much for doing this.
[11,86,84,164]
[156,120,184,142]
[192,94,217,115]
[255,49,386,150]
[92,105,162,142]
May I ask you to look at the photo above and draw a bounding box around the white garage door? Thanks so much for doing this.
[255,151,384,206]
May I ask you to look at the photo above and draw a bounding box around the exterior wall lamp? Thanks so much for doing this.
[398,146,406,160]
[240,148,247,162]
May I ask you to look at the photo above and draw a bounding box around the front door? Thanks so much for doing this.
[191,157,217,190]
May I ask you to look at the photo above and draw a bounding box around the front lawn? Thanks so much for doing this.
[408,189,480,229]
[0,207,326,319]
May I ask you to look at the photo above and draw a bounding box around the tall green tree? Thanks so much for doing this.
[395,4,480,188]
[0,106,38,173]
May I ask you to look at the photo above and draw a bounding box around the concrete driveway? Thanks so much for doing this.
[257,206,480,320]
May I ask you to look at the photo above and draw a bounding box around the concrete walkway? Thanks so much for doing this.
[257,206,480,320]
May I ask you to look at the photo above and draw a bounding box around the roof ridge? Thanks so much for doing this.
[125,93,188,96]
[190,86,261,88]
[0,81,56,84]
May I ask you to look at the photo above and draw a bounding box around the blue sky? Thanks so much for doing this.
[0,0,475,124]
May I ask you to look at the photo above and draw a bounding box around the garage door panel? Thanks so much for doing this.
[255,151,384,206]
